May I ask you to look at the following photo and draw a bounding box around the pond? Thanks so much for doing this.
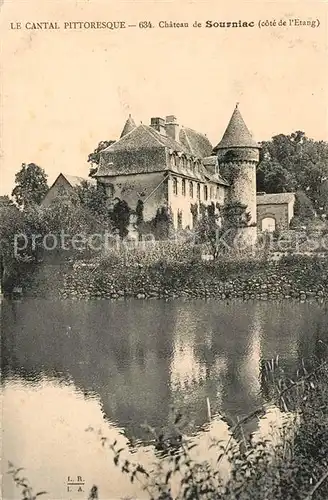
[1,298,327,499]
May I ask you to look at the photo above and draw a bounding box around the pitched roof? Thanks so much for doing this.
[167,157,227,185]
[95,125,171,176]
[179,127,213,158]
[146,125,188,153]
[204,171,230,186]
[214,104,259,150]
[120,114,137,138]
[101,124,189,155]
[41,174,96,205]
[104,121,213,159]
[94,163,115,177]
[97,119,228,184]
[256,192,295,205]
[96,126,227,184]
[64,174,96,187]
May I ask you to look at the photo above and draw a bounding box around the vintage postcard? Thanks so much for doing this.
[1,0,328,499]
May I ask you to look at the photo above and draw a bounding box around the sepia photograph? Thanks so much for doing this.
[1,1,328,499]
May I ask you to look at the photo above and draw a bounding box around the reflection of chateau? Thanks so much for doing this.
[2,299,319,443]
[6,299,315,500]
[42,105,295,234]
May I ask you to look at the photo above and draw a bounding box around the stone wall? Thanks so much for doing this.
[257,203,290,231]
[26,255,328,302]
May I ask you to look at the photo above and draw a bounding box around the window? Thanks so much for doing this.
[106,184,114,197]
[173,177,178,195]
[170,154,175,167]
[197,183,201,200]
[189,181,194,198]
[177,210,183,229]
[182,179,186,196]
[204,185,208,201]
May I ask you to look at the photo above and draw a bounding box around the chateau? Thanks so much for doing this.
[43,105,295,235]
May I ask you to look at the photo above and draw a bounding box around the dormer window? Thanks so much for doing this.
[170,153,175,168]
[194,160,199,175]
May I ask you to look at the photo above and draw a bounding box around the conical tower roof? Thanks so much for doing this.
[120,114,136,138]
[214,104,258,150]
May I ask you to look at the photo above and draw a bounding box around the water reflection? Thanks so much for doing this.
[2,377,154,499]
[1,298,327,499]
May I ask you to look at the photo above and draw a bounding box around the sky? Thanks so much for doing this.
[1,0,327,195]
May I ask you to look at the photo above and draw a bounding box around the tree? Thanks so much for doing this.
[290,190,316,228]
[110,199,131,239]
[195,201,252,258]
[0,201,22,289]
[152,206,174,240]
[43,184,114,257]
[257,158,296,193]
[219,201,253,253]
[297,161,328,212]
[73,181,110,222]
[0,195,15,207]
[220,200,252,229]
[257,132,328,216]
[135,199,144,226]
[195,202,220,258]
[12,163,48,208]
[0,203,46,291]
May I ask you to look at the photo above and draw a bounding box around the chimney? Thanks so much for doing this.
[150,117,166,135]
[165,115,179,142]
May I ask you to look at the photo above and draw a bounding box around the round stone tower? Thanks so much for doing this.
[213,103,260,246]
